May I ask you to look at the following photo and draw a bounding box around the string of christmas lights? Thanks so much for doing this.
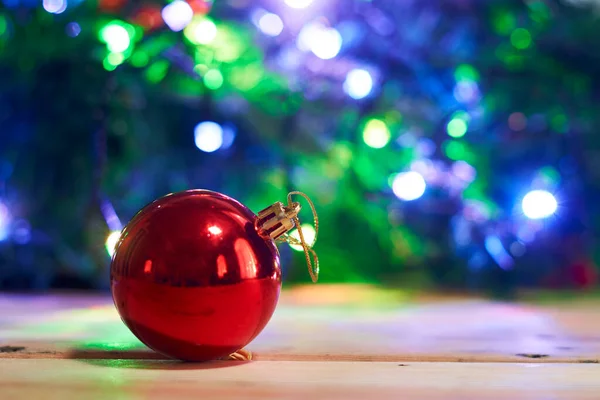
[0,0,599,293]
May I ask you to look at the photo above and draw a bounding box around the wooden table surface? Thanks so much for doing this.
[1,285,599,399]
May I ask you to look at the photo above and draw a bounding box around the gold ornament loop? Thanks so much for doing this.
[277,191,319,283]
[255,191,319,283]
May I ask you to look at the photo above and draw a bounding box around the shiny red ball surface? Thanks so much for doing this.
[110,190,282,361]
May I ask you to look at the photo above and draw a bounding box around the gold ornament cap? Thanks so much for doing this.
[256,201,301,240]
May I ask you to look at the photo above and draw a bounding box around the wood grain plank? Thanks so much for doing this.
[1,359,599,400]
[1,286,599,363]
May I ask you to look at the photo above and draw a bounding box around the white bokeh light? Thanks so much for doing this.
[101,24,131,53]
[0,201,10,241]
[43,0,67,14]
[193,19,217,44]
[343,69,373,99]
[259,13,284,37]
[162,0,194,32]
[297,22,342,59]
[392,171,426,201]
[311,27,342,59]
[285,0,314,9]
[194,121,224,153]
[521,190,557,219]
[297,22,321,51]
[289,223,316,251]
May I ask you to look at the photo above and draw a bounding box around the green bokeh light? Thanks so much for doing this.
[102,58,117,71]
[139,35,174,59]
[204,69,224,89]
[210,25,246,63]
[504,54,526,70]
[331,141,353,169]
[527,1,551,23]
[511,28,532,49]
[172,75,204,97]
[454,64,479,82]
[131,51,149,68]
[0,15,7,37]
[492,11,516,35]
[551,113,568,133]
[145,60,169,83]
[107,52,124,66]
[229,64,263,92]
[447,111,470,138]
[362,119,391,148]
[443,140,468,161]
[354,151,387,189]
[539,166,561,186]
[447,118,468,138]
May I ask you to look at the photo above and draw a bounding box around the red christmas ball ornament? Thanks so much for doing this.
[110,190,318,362]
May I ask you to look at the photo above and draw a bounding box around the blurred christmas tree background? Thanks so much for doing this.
[0,0,599,296]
